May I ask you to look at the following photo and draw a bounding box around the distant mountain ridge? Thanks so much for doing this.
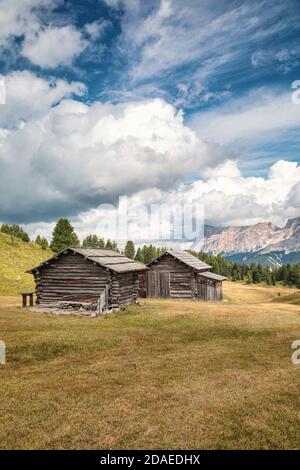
[202,218,300,267]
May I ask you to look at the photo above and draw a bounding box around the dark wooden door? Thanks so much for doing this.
[159,272,170,298]
[147,271,170,298]
[147,271,157,297]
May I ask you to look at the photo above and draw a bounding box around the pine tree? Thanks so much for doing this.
[35,235,42,246]
[246,271,253,284]
[35,235,49,250]
[82,235,99,248]
[0,224,10,235]
[124,240,135,259]
[106,239,113,250]
[50,219,79,252]
[135,247,144,263]
[143,245,157,264]
[40,237,49,250]
[98,237,105,248]
[294,266,300,288]
[112,241,119,253]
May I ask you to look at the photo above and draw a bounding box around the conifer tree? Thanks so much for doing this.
[50,219,79,252]
[135,247,144,263]
[124,240,135,259]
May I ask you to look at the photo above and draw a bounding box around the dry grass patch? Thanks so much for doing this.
[0,284,300,449]
[223,281,298,304]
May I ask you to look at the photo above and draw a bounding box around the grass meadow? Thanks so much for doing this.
[0,282,300,449]
[0,232,52,295]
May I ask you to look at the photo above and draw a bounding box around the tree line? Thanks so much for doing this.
[188,250,300,288]
[0,224,30,243]
[1,219,300,288]
[0,223,49,249]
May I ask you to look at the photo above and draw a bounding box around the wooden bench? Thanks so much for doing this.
[20,291,35,307]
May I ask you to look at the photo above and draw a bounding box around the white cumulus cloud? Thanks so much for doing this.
[23,158,300,244]
[21,26,88,68]
[0,0,58,47]
[0,79,215,222]
[0,71,86,127]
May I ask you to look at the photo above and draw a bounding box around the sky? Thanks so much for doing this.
[0,0,300,243]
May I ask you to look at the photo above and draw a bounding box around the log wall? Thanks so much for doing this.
[197,276,223,301]
[138,272,147,298]
[33,251,141,309]
[34,252,110,306]
[110,272,140,308]
[148,253,194,298]
[146,253,223,301]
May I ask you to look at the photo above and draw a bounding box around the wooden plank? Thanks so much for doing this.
[159,272,170,298]
[147,271,157,297]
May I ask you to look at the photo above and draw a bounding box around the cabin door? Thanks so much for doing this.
[147,271,170,298]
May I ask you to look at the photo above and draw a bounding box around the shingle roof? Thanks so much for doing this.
[148,249,211,272]
[27,247,147,274]
[198,271,227,281]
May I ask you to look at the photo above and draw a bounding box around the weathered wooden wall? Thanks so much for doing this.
[147,271,171,298]
[197,276,223,301]
[145,253,224,301]
[34,252,109,306]
[33,251,140,309]
[110,272,140,308]
[34,252,110,306]
[138,272,147,298]
[147,253,194,298]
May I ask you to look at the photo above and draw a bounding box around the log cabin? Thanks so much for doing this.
[140,250,226,301]
[27,247,147,311]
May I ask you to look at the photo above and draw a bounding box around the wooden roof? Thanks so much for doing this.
[198,271,227,281]
[148,249,211,272]
[27,247,147,274]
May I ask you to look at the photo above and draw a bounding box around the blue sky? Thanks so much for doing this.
[0,0,300,237]
[3,1,300,116]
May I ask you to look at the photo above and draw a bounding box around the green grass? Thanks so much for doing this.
[0,232,52,294]
[1,283,300,449]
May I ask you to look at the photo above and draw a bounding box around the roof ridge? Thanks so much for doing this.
[27,246,147,274]
[148,249,212,271]
[104,260,137,265]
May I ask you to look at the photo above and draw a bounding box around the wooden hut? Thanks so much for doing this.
[141,250,226,301]
[27,247,147,311]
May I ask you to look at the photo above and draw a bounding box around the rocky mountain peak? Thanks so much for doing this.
[202,217,300,257]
